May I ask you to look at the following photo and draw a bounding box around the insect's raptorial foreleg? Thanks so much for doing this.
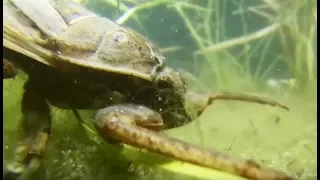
[4,79,51,180]
[93,104,293,180]
[186,92,289,116]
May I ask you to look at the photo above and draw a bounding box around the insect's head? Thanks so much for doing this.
[154,67,187,96]
[151,67,194,128]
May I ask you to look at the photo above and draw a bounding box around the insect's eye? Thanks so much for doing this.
[114,31,128,43]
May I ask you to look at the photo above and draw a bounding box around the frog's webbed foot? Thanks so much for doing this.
[186,92,289,116]
[93,104,293,180]
[4,79,51,180]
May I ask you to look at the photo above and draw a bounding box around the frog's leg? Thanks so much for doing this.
[4,79,51,180]
[93,104,293,180]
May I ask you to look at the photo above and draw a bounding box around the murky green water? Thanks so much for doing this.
[4,0,316,180]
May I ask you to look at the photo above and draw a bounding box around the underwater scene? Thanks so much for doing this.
[3,0,316,180]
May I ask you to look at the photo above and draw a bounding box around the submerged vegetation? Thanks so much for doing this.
[4,0,316,180]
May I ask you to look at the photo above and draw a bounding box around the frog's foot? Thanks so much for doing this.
[93,104,294,180]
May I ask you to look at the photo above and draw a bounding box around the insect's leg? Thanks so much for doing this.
[3,58,17,79]
[4,79,51,180]
[93,104,293,180]
[186,92,289,116]
[206,92,289,110]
